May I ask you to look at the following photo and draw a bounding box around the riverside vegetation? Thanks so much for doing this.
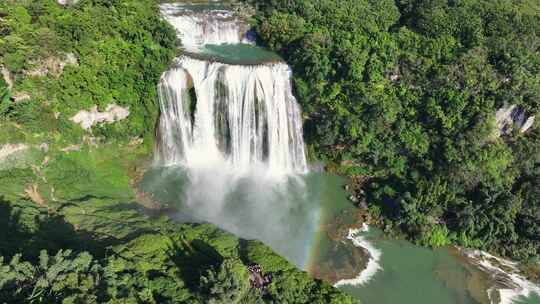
[0,0,354,303]
[247,0,540,265]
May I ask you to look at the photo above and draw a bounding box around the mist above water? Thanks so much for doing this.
[142,165,323,268]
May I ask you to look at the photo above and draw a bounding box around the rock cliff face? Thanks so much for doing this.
[70,104,130,130]
[1,65,13,89]
[0,144,30,170]
[25,53,78,78]
[494,105,536,137]
[0,144,28,162]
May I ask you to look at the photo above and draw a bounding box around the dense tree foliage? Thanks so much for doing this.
[0,0,177,142]
[0,250,102,303]
[250,0,540,261]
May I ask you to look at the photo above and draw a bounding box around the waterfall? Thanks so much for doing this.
[156,3,307,176]
[160,3,254,53]
[150,2,315,269]
[156,56,308,175]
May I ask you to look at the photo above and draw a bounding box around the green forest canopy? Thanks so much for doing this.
[249,0,540,261]
[0,0,177,143]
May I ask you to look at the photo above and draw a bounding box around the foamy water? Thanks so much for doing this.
[463,249,540,304]
[334,223,382,287]
[160,3,254,52]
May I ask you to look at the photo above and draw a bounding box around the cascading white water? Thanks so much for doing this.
[152,2,316,269]
[156,56,308,176]
[157,3,307,176]
[160,3,254,52]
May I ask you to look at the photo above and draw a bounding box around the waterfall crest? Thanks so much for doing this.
[160,3,254,52]
[156,56,308,175]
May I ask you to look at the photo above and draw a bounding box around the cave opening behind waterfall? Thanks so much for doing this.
[254,90,269,163]
[211,69,270,162]
[214,69,231,155]
[187,86,197,130]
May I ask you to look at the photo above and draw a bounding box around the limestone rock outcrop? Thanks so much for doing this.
[1,65,13,89]
[58,0,80,6]
[494,105,535,137]
[25,53,78,78]
[71,104,130,130]
[0,143,31,170]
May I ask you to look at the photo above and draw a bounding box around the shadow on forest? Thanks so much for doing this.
[238,238,251,265]
[0,193,224,265]
[167,236,224,292]
[0,196,168,262]
[0,195,111,261]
